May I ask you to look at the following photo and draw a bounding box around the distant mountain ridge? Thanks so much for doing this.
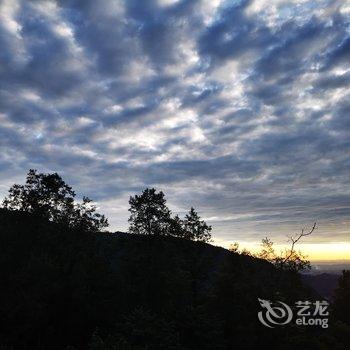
[302,273,340,301]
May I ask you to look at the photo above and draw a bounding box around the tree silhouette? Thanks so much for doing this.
[128,188,171,235]
[231,224,316,272]
[2,169,108,231]
[183,207,212,242]
[254,224,316,272]
[168,214,186,238]
[333,270,350,325]
[256,237,311,272]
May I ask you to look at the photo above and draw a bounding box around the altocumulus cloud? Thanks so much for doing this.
[0,0,349,245]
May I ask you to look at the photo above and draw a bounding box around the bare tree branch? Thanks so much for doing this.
[282,222,317,263]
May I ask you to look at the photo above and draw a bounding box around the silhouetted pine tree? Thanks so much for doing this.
[183,207,212,242]
[128,188,171,235]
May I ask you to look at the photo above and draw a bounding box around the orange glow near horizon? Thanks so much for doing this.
[268,243,350,262]
[295,243,350,261]
[216,241,350,262]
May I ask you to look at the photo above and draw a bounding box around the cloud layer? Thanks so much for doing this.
[0,0,349,245]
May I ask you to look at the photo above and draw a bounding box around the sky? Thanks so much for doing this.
[0,0,349,261]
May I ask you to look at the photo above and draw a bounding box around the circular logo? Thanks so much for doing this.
[258,298,293,328]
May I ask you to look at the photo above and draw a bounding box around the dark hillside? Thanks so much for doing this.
[302,273,340,301]
[0,209,344,349]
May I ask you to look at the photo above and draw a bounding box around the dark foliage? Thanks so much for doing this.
[302,273,340,301]
[333,270,350,325]
[2,169,108,232]
[128,188,211,242]
[128,188,171,236]
[182,207,212,242]
[1,209,349,349]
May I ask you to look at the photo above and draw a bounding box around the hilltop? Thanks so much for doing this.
[0,208,346,349]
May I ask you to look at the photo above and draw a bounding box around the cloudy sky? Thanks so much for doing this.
[0,0,349,259]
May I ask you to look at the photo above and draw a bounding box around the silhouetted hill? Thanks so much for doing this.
[0,209,347,349]
[302,273,340,301]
